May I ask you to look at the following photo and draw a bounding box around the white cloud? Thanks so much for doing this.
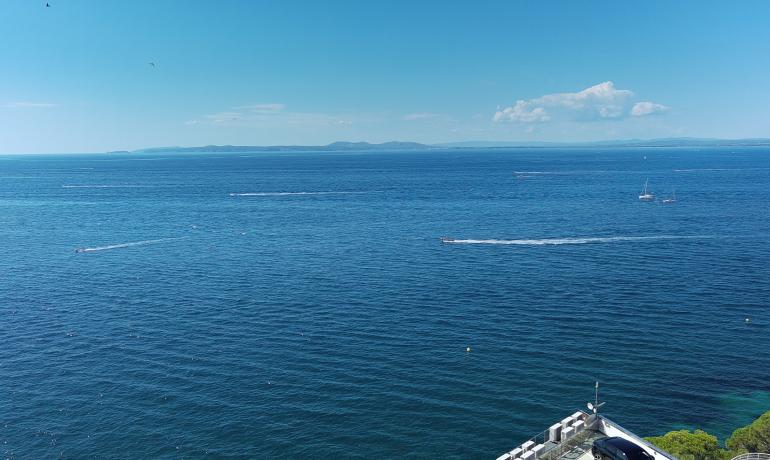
[403,112,441,121]
[5,101,58,108]
[494,81,666,123]
[204,111,242,123]
[631,101,668,117]
[235,103,286,113]
[189,104,366,129]
[493,101,550,123]
[193,104,287,124]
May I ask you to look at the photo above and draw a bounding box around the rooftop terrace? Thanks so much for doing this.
[497,412,676,460]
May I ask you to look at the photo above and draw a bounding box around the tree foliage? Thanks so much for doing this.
[645,410,770,459]
[726,410,770,454]
[645,429,730,460]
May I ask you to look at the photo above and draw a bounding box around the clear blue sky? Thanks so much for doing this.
[2,0,770,153]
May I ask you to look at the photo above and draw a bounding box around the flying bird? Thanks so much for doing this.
[45,2,51,7]
[148,62,156,68]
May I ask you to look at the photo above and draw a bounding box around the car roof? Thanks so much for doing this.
[602,436,646,452]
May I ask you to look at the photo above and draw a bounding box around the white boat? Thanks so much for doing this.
[638,178,655,201]
[440,236,455,243]
[662,190,676,204]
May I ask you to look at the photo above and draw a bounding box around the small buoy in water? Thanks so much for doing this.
[466,346,471,353]
[746,317,751,323]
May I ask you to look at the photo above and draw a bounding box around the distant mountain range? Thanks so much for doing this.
[131,141,429,154]
[122,138,770,154]
[434,138,770,148]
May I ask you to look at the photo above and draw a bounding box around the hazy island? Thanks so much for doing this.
[118,138,770,154]
[129,141,430,154]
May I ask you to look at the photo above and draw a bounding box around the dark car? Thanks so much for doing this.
[592,436,655,460]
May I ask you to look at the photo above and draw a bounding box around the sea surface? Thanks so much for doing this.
[1,148,769,459]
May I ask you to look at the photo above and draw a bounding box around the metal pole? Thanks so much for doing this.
[595,381,599,411]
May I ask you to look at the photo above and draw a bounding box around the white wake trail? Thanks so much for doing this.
[75,237,187,253]
[63,185,154,189]
[229,191,366,196]
[442,235,708,246]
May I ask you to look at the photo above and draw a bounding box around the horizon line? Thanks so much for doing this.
[3,137,770,155]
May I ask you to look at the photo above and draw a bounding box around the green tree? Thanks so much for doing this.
[726,410,770,454]
[645,429,730,460]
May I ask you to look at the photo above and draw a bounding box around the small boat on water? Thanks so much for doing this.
[661,190,676,204]
[440,236,456,243]
[638,178,655,201]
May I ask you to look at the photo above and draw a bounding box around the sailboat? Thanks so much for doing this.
[662,190,677,204]
[638,178,655,201]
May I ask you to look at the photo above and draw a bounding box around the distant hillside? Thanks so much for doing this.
[324,141,428,150]
[126,138,770,154]
[435,138,770,148]
[133,141,430,154]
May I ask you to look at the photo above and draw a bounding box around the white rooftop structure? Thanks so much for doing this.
[496,412,676,460]
[497,385,676,460]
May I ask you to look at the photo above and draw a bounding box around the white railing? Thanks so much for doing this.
[730,454,770,460]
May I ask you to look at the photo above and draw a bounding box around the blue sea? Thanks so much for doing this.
[1,148,769,458]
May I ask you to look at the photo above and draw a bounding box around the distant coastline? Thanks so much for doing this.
[115,138,770,154]
[434,137,770,149]
[125,141,429,154]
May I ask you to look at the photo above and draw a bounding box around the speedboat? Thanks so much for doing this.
[440,236,455,243]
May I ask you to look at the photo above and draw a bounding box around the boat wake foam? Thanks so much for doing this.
[75,237,187,253]
[229,191,366,196]
[512,170,613,175]
[63,185,154,188]
[443,235,708,246]
[674,168,765,172]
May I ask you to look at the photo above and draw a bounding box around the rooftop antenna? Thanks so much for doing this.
[587,381,606,414]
